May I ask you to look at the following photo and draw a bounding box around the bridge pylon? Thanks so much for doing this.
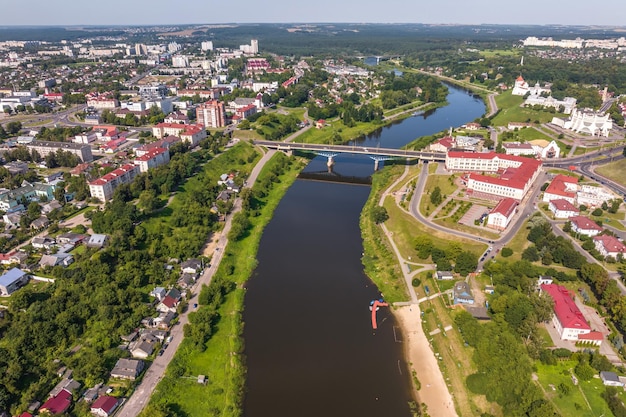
[316,152,339,169]
[369,155,395,171]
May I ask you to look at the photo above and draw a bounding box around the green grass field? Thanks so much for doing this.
[491,90,562,127]
[535,361,618,417]
[420,173,459,216]
[596,159,626,186]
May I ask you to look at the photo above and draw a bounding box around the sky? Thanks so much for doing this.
[1,0,626,27]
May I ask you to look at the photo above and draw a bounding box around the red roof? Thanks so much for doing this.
[135,147,168,162]
[19,413,33,417]
[91,396,118,414]
[593,235,626,255]
[89,163,137,186]
[161,295,177,308]
[436,136,454,149]
[516,75,525,81]
[40,389,72,415]
[541,284,590,331]
[570,216,602,231]
[544,174,578,198]
[550,199,579,212]
[490,198,518,217]
[578,331,603,341]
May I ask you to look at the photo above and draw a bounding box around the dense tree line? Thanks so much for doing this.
[36,126,88,142]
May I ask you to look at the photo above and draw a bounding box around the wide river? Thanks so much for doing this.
[242,85,486,417]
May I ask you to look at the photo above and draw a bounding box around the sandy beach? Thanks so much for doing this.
[394,305,458,417]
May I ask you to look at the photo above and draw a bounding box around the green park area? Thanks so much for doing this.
[491,90,563,126]
[535,362,618,417]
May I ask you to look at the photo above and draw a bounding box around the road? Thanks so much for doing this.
[116,149,277,417]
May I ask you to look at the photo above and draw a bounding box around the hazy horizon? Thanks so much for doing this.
[2,0,626,27]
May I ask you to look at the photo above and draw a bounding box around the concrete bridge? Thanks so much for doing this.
[253,140,446,170]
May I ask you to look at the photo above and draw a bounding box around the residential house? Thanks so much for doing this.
[435,271,454,280]
[39,389,72,415]
[453,282,475,305]
[548,199,580,219]
[156,296,178,313]
[110,358,144,380]
[150,286,167,301]
[0,268,29,296]
[593,235,626,259]
[30,216,50,230]
[600,371,624,387]
[31,236,56,250]
[178,272,196,289]
[90,396,119,417]
[39,253,74,268]
[49,378,81,398]
[486,198,518,231]
[87,234,108,248]
[166,288,181,301]
[41,200,63,214]
[129,336,156,359]
[181,258,202,274]
[56,233,88,246]
[154,311,176,330]
[569,216,603,237]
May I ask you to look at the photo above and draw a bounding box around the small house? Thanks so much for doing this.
[600,371,624,387]
[90,396,118,417]
[181,258,202,274]
[87,234,108,248]
[453,281,475,305]
[0,268,29,296]
[435,271,454,280]
[110,358,144,380]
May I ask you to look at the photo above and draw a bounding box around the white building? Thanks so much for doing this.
[89,164,140,202]
[541,284,596,343]
[552,108,613,137]
[577,184,616,208]
[548,199,580,219]
[447,152,541,201]
[569,216,603,237]
[593,235,626,259]
[201,41,214,51]
[487,198,518,231]
[134,147,170,173]
[502,142,535,156]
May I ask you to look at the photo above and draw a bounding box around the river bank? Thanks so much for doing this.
[394,306,458,417]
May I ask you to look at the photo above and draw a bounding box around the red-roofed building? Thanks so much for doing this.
[134,147,170,172]
[502,142,535,156]
[235,103,257,120]
[429,136,455,153]
[487,198,518,230]
[18,412,33,417]
[157,295,178,313]
[569,216,603,237]
[578,331,603,346]
[593,235,626,259]
[40,389,72,415]
[88,164,140,202]
[446,152,541,201]
[541,284,592,341]
[91,396,119,417]
[179,125,207,147]
[542,174,579,204]
[152,123,206,146]
[44,92,64,103]
[282,76,298,88]
[548,199,580,219]
[135,136,181,157]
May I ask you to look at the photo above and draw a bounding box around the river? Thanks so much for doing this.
[242,85,485,417]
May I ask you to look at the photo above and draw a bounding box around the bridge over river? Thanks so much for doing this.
[253,140,447,170]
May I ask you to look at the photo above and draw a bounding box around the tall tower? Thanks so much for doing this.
[251,39,259,54]
[520,56,524,66]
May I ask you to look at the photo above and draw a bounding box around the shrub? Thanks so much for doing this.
[592,208,603,216]
[412,278,421,287]
[501,247,513,257]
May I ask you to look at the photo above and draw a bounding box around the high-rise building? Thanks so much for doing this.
[196,100,225,128]
[201,41,214,51]
[251,39,258,54]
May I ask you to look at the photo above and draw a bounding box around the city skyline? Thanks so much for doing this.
[1,0,626,27]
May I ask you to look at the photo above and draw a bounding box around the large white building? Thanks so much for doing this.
[26,140,93,162]
[540,284,599,344]
[551,108,613,137]
[446,151,541,201]
[487,198,518,231]
[196,100,225,128]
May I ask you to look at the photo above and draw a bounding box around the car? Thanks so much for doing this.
[489,246,493,251]
[158,350,164,356]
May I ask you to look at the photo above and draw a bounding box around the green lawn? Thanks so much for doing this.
[514,127,554,141]
[596,159,626,186]
[535,361,617,417]
[420,173,459,216]
[491,90,563,127]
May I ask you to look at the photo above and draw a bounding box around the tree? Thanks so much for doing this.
[430,186,442,206]
[522,246,540,262]
[371,206,389,224]
[454,251,478,276]
[414,235,433,259]
[501,247,513,257]
[591,208,603,216]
